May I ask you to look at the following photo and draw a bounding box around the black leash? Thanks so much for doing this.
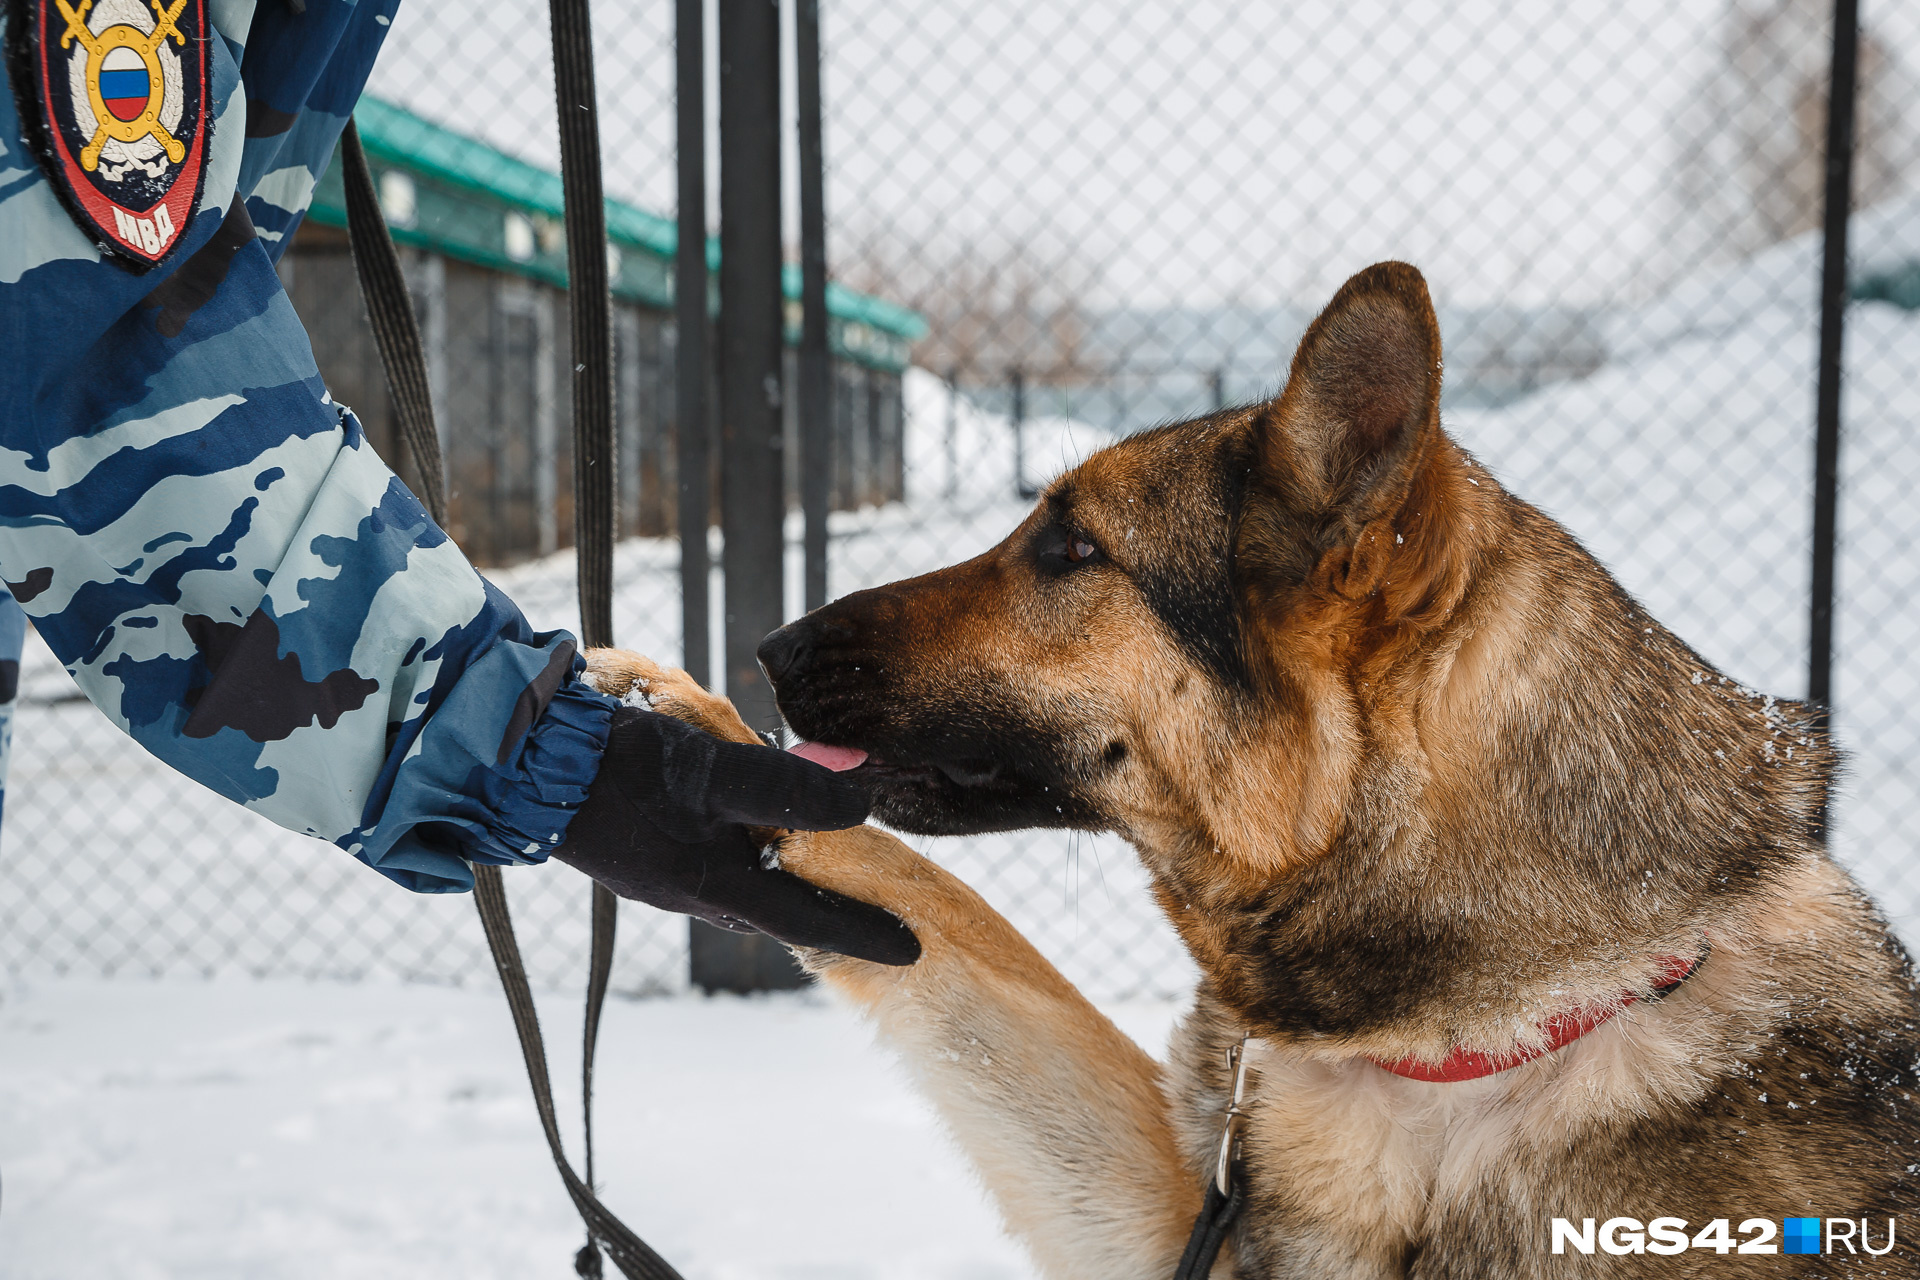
[338,121,444,526]
[547,0,624,1272]
[1174,1170,1246,1280]
[339,9,681,1270]
[1174,1035,1252,1279]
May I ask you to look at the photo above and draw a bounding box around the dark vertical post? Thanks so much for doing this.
[1011,366,1032,499]
[1808,0,1859,733]
[698,0,803,992]
[1211,366,1226,411]
[718,0,785,728]
[797,0,832,613]
[675,0,710,687]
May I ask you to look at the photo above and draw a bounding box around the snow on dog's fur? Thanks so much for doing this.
[589,262,1920,1278]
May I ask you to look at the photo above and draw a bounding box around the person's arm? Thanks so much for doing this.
[0,0,609,889]
[0,0,916,962]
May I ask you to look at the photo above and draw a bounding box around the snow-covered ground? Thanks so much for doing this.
[0,977,1181,1279]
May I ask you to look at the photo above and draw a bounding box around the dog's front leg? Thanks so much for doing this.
[580,651,1210,1278]
[781,825,1208,1280]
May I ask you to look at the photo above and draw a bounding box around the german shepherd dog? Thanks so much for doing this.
[590,263,1920,1277]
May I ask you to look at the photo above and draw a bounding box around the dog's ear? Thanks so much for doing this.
[1239,262,1442,599]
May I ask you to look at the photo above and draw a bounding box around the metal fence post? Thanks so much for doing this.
[698,0,803,992]
[674,0,710,689]
[1807,0,1860,761]
[718,0,785,727]
[797,0,832,614]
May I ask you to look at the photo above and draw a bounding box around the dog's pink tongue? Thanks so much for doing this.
[789,740,869,772]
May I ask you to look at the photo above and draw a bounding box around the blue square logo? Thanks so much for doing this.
[1784,1218,1822,1255]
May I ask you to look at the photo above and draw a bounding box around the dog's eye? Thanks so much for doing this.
[1036,524,1104,574]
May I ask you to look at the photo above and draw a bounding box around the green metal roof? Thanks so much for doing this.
[305,96,927,370]
[1855,263,1920,311]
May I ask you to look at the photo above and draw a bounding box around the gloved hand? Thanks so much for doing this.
[553,706,920,965]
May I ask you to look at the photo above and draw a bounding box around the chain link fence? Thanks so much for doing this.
[5,0,1919,1002]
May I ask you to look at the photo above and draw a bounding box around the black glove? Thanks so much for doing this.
[553,706,920,966]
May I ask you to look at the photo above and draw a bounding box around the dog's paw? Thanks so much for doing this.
[581,648,761,746]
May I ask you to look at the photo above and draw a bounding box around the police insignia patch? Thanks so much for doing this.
[8,0,211,271]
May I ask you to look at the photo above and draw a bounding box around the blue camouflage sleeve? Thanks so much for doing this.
[0,0,619,891]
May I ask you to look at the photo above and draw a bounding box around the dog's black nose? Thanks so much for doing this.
[756,623,810,684]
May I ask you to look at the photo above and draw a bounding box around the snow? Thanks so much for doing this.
[0,976,1182,1279]
[1611,190,1920,364]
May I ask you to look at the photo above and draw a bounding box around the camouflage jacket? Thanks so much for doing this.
[0,0,618,890]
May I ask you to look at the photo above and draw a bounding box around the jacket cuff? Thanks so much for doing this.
[460,669,618,866]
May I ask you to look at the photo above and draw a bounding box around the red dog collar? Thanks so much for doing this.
[1368,950,1706,1084]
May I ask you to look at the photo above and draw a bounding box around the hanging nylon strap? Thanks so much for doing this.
[547,0,623,1273]
[339,121,445,525]
[340,70,681,1280]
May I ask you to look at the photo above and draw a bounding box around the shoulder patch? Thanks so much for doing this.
[8,0,212,272]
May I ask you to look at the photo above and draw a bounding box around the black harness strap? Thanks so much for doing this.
[340,33,682,1277]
